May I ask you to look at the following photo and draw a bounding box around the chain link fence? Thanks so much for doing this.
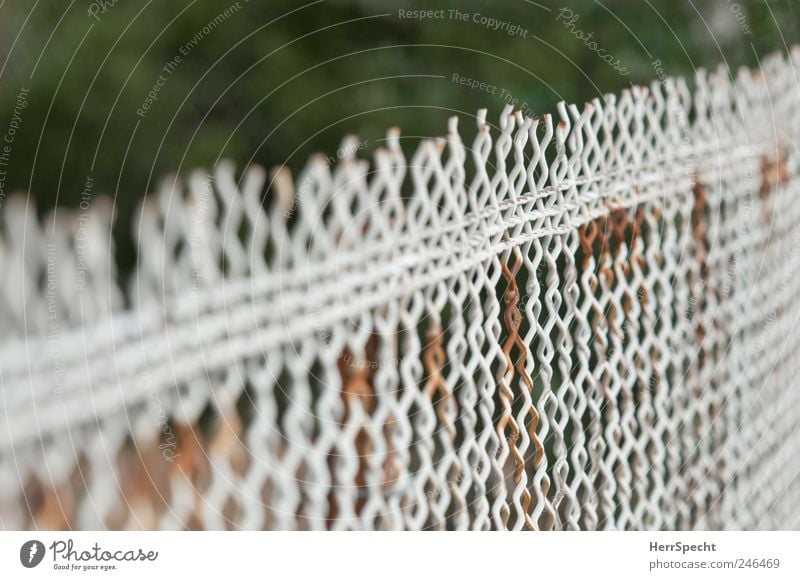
[1,48,799,530]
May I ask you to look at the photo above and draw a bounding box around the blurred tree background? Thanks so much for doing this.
[0,0,797,269]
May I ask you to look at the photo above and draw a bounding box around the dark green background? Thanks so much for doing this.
[0,0,796,267]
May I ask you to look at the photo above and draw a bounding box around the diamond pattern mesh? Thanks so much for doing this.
[1,50,800,530]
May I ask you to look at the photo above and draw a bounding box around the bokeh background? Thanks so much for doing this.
[0,0,797,269]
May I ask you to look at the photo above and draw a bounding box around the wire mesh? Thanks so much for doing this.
[1,49,800,530]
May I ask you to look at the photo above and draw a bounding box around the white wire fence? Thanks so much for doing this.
[1,48,800,530]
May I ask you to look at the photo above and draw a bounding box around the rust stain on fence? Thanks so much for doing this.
[423,324,454,440]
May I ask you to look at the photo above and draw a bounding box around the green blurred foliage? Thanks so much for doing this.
[0,0,796,267]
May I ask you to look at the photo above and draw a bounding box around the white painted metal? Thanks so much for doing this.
[1,49,800,530]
